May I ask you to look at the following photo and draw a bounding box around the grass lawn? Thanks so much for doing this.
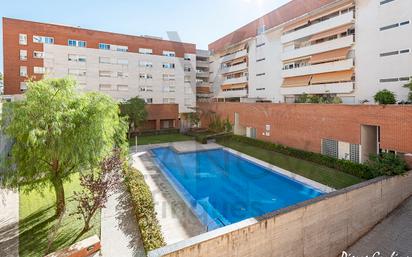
[19,173,100,257]
[217,139,363,189]
[128,133,193,146]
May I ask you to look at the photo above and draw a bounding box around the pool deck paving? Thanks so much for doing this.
[345,195,412,256]
[0,188,19,257]
[100,177,145,257]
[131,146,206,245]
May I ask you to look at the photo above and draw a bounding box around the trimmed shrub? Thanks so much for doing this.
[124,166,165,252]
[217,135,375,179]
[367,152,408,177]
[374,89,397,104]
[195,134,208,144]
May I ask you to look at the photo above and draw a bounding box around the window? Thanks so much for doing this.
[380,51,399,57]
[68,54,86,62]
[69,69,87,77]
[139,61,153,68]
[184,54,192,61]
[99,71,112,77]
[33,51,45,59]
[163,63,175,69]
[114,45,128,52]
[380,0,395,5]
[139,73,153,79]
[33,36,54,44]
[399,77,410,81]
[256,43,266,48]
[256,88,265,91]
[184,65,191,72]
[117,59,129,65]
[20,50,27,61]
[256,58,266,62]
[163,98,175,104]
[20,82,28,92]
[117,85,129,91]
[68,39,87,47]
[139,48,153,55]
[380,21,410,31]
[99,43,110,50]
[145,98,153,104]
[99,57,111,64]
[19,34,27,45]
[184,98,193,106]
[163,74,175,81]
[400,49,410,54]
[257,25,266,35]
[33,67,46,74]
[184,76,191,83]
[163,51,176,57]
[99,84,112,91]
[380,78,399,83]
[117,71,128,78]
[184,85,192,94]
[322,139,338,158]
[350,144,360,163]
[20,66,27,77]
[163,85,176,92]
[256,73,266,77]
[400,21,410,26]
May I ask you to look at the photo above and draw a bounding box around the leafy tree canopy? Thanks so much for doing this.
[119,97,147,136]
[374,89,397,105]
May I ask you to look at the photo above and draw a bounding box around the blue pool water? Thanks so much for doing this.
[151,147,324,230]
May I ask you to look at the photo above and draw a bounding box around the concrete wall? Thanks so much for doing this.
[198,102,412,154]
[150,172,412,257]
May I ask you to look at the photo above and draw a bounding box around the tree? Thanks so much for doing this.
[0,72,3,95]
[404,78,412,102]
[119,97,148,138]
[374,89,397,104]
[1,78,127,217]
[71,149,123,239]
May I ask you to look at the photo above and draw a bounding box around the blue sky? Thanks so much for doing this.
[0,0,291,72]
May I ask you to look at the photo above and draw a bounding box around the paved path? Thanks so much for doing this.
[0,188,19,257]
[100,181,145,257]
[346,196,412,256]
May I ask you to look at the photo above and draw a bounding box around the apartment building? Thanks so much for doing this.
[2,18,197,113]
[209,0,412,104]
[195,49,212,102]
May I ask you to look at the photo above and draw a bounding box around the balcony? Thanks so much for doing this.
[281,11,354,44]
[221,49,248,63]
[196,71,209,78]
[282,35,354,61]
[220,62,248,74]
[196,60,209,68]
[282,59,354,78]
[280,82,354,95]
[216,89,248,99]
[222,76,248,85]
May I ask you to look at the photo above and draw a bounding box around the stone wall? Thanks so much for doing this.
[149,172,412,257]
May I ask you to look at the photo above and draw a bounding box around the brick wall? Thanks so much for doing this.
[198,103,412,154]
[144,104,179,131]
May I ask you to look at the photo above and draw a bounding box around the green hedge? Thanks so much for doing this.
[218,135,375,179]
[124,166,166,252]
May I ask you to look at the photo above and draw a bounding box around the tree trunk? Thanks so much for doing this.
[52,176,65,217]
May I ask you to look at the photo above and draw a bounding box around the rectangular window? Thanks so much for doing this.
[98,43,110,50]
[145,98,153,104]
[184,65,191,72]
[257,25,266,35]
[163,51,176,57]
[184,85,192,94]
[163,63,175,69]
[99,57,111,64]
[99,71,112,77]
[117,59,129,65]
[33,36,54,44]
[19,34,27,45]
[184,98,193,106]
[322,139,338,158]
[99,84,112,91]
[184,54,192,61]
[33,51,45,59]
[33,67,46,74]
[19,50,27,61]
[400,49,410,54]
[380,78,399,83]
[139,61,153,68]
[399,77,410,81]
[163,98,176,104]
[400,20,410,26]
[350,144,360,163]
[163,85,176,93]
[68,39,87,47]
[380,21,409,31]
[139,48,153,55]
[380,51,399,57]
[117,85,129,91]
[380,0,395,5]
[163,74,176,81]
[256,73,266,76]
[139,73,153,79]
[20,82,28,92]
[68,69,87,77]
[256,43,266,48]
[20,66,27,77]
[117,71,128,78]
[113,45,128,52]
[256,88,265,91]
[68,54,86,62]
[256,58,266,62]
[184,75,191,83]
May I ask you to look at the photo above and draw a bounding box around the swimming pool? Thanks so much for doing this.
[151,147,324,230]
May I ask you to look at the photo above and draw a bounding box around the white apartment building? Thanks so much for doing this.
[209,0,412,104]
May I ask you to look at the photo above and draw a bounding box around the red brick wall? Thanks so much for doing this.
[145,104,179,130]
[3,17,196,95]
[199,103,412,154]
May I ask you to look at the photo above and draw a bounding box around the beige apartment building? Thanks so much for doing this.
[209,0,412,104]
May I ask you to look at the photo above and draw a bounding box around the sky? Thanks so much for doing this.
[0,0,292,72]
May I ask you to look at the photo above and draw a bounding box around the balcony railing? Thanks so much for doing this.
[280,82,354,95]
[221,49,248,63]
[220,62,248,74]
[281,11,355,44]
[282,59,354,78]
[222,76,248,85]
[281,35,354,61]
[216,89,248,98]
